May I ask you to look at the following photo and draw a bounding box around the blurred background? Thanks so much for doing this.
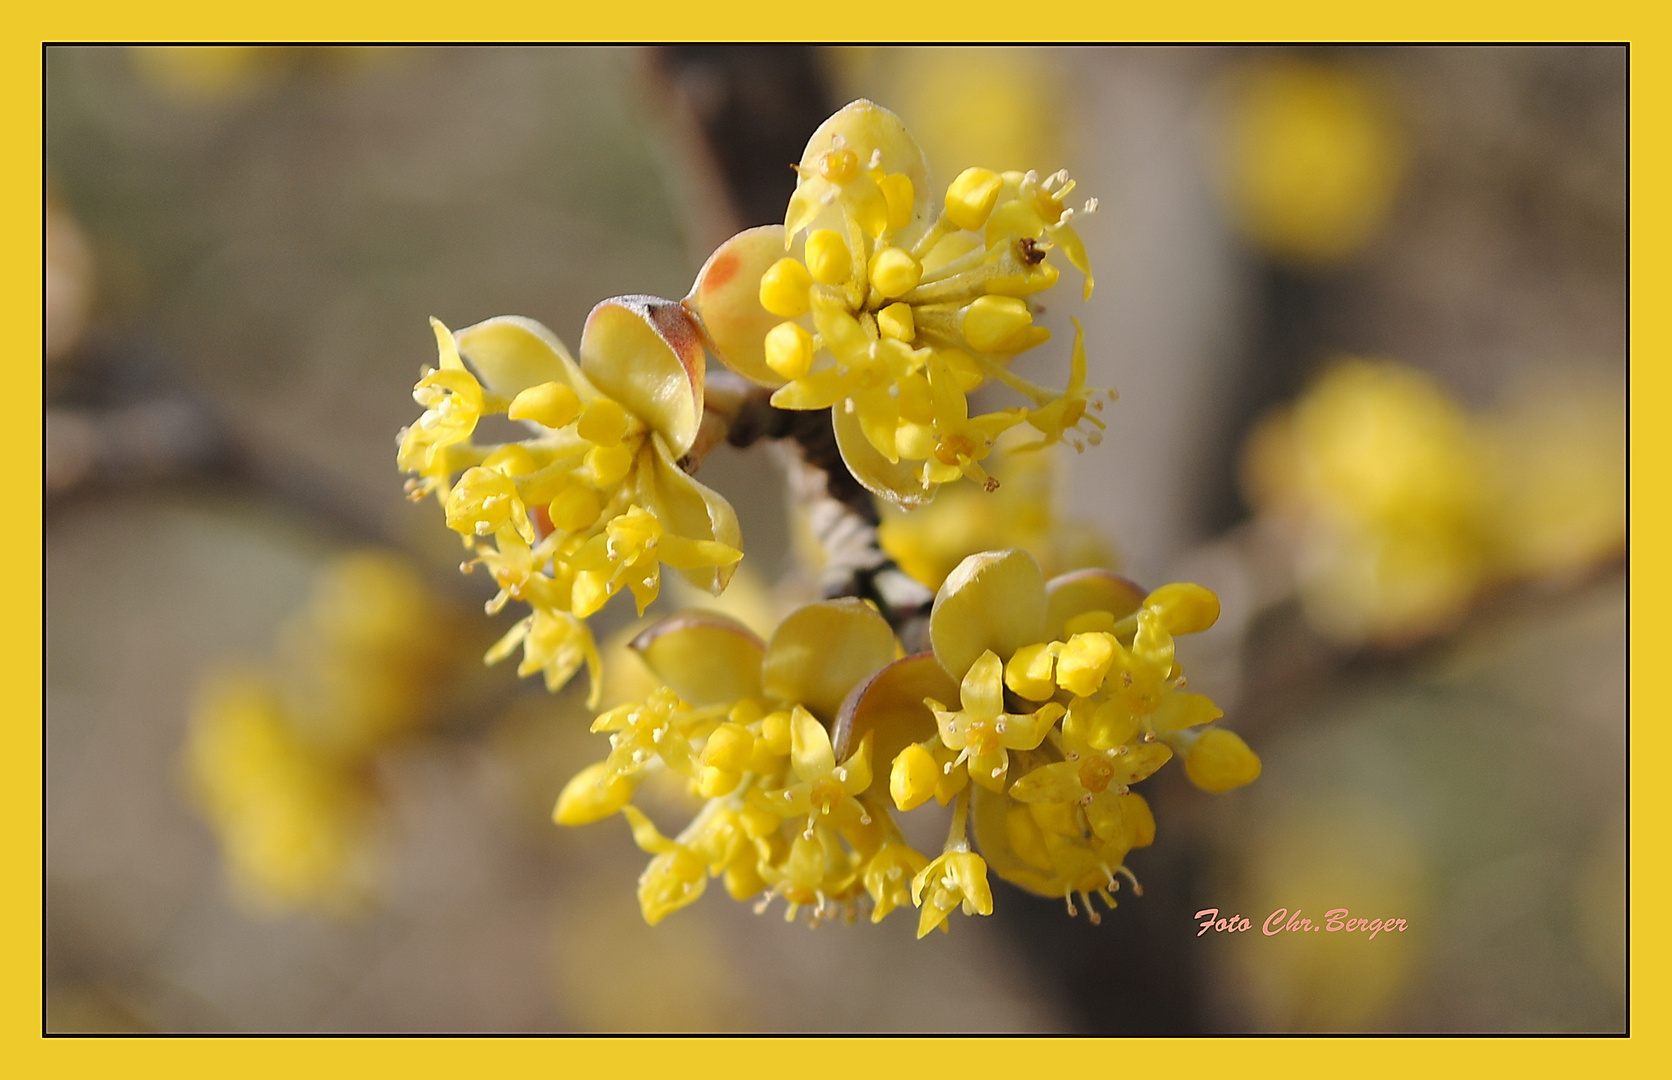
[44,45,1625,1033]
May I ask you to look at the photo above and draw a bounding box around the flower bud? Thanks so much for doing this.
[961,295,1034,353]
[877,302,915,342]
[759,257,813,318]
[483,444,538,476]
[1056,631,1117,697]
[576,397,630,447]
[1145,582,1222,635]
[507,380,581,429]
[804,229,852,285]
[1184,728,1262,793]
[701,721,756,774]
[553,761,634,826]
[869,247,921,299]
[586,442,634,487]
[764,321,815,380]
[890,742,940,811]
[1004,641,1059,702]
[945,167,1003,231]
[547,480,603,533]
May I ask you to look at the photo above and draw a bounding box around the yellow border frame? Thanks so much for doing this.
[14,7,1659,1071]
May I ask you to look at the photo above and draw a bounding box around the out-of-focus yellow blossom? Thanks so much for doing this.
[847,549,1255,922]
[1217,59,1407,268]
[686,99,1111,509]
[275,552,459,760]
[1216,798,1427,1031]
[1244,359,1489,646]
[130,46,391,102]
[1244,360,1625,648]
[878,430,1115,590]
[397,306,743,705]
[184,552,457,914]
[186,671,378,913]
[1480,379,1626,581]
[556,599,928,927]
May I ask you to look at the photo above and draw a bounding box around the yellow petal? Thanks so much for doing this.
[629,611,765,706]
[833,401,936,510]
[684,224,791,389]
[1008,761,1084,804]
[798,100,933,241]
[789,703,836,782]
[1148,690,1224,734]
[761,598,898,721]
[969,786,1059,897]
[1118,791,1156,848]
[639,437,745,597]
[959,651,1006,719]
[455,315,590,400]
[769,367,848,411]
[579,297,705,456]
[930,549,1047,680]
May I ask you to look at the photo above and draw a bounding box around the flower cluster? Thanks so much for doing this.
[1243,358,1624,646]
[556,550,1258,934]
[553,599,906,927]
[185,553,457,912]
[398,306,742,704]
[685,99,1110,508]
[871,549,1259,922]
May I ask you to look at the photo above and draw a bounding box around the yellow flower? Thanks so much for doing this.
[184,669,377,914]
[927,650,1062,792]
[1217,59,1407,269]
[1243,358,1488,646]
[911,849,993,938]
[556,599,945,925]
[841,548,1254,920]
[864,842,930,924]
[185,551,459,915]
[398,305,743,704]
[622,805,709,926]
[752,705,874,833]
[685,99,1110,508]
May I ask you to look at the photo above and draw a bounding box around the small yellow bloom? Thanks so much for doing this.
[864,842,931,923]
[556,601,938,926]
[911,850,993,938]
[398,306,743,704]
[1180,727,1263,793]
[686,100,1111,509]
[926,650,1062,792]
